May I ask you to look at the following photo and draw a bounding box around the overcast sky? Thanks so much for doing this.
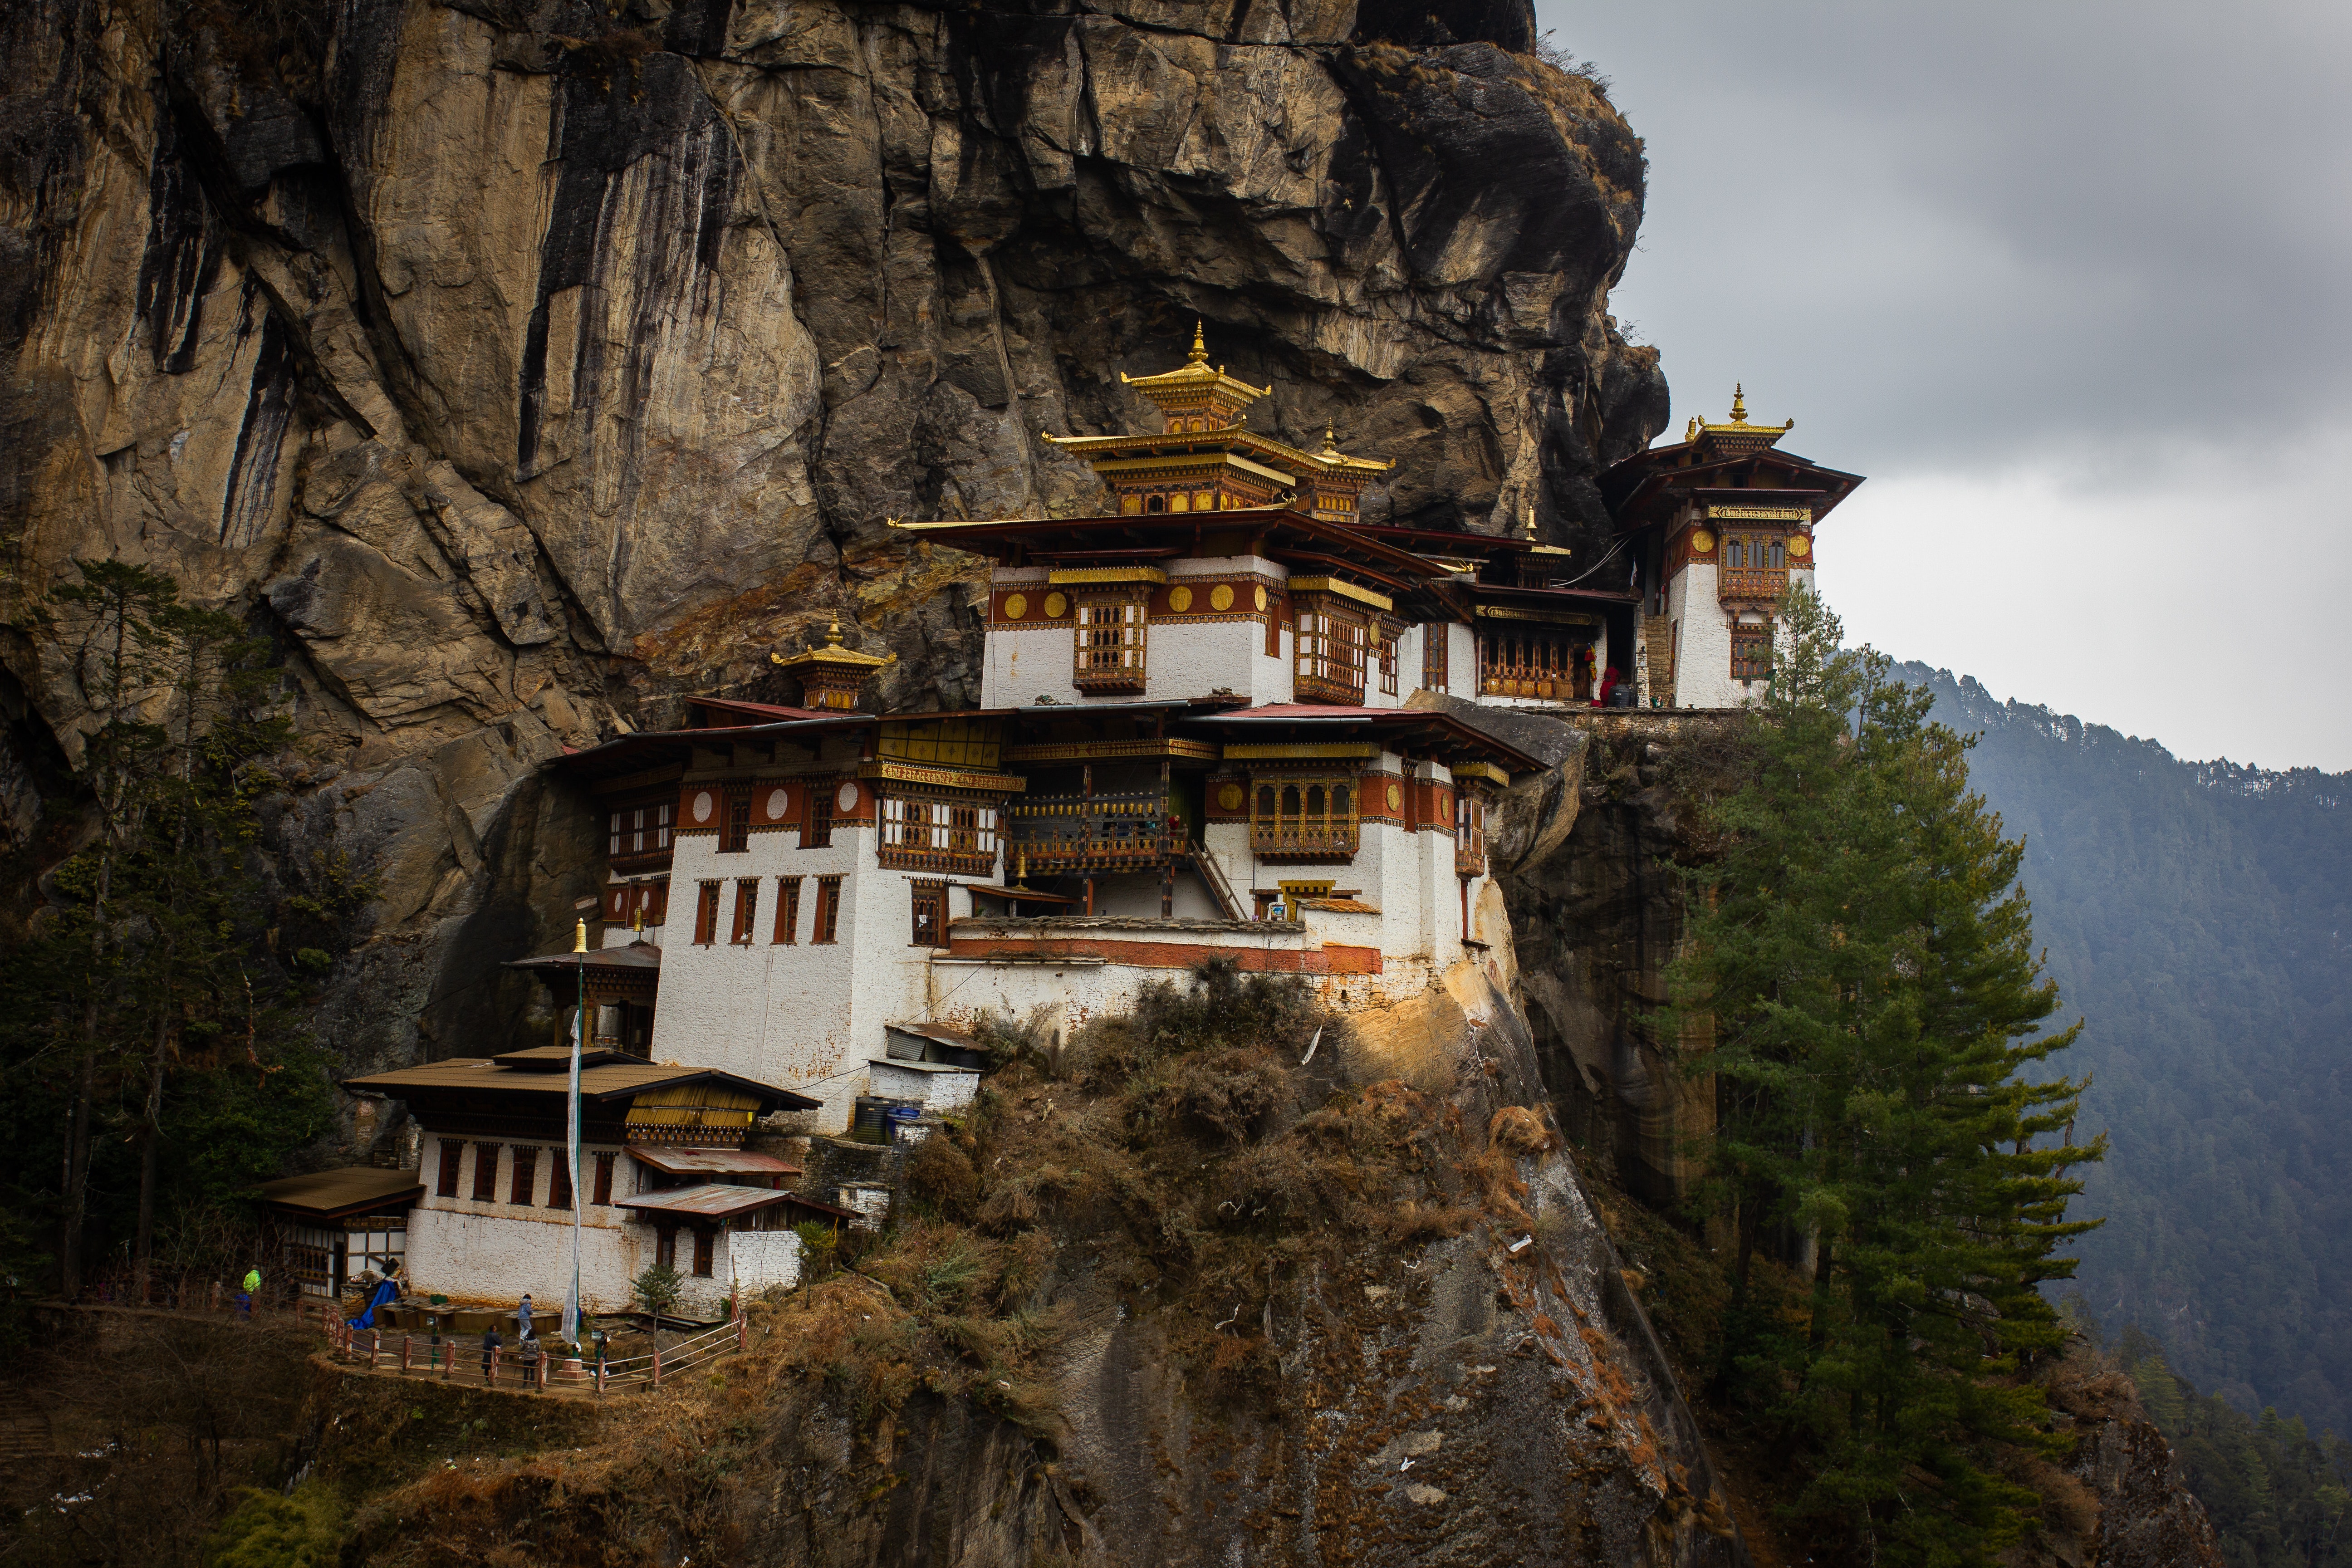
[1540,0,2352,772]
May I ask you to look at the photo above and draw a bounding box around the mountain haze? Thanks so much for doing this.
[1899,663,2352,1430]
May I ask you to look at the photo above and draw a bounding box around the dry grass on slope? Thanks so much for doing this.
[340,962,1559,1564]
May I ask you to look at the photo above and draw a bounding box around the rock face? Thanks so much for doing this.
[0,0,1666,1068]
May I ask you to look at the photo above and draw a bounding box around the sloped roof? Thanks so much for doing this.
[251,1167,425,1220]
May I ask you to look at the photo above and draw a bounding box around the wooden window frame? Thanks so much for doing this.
[436,1139,463,1199]
[813,876,843,944]
[773,877,803,944]
[547,1150,573,1210]
[878,792,1000,875]
[910,878,946,948]
[730,877,760,944]
[1073,595,1148,691]
[593,1151,616,1206]
[1378,628,1400,696]
[804,787,833,849]
[1731,627,1773,682]
[1293,602,1367,704]
[694,880,721,945]
[691,1229,715,1279]
[510,1146,538,1207]
[719,790,752,854]
[471,1143,501,1202]
[656,1227,676,1270]
[607,798,676,872]
[1250,774,1361,863]
[1421,623,1449,693]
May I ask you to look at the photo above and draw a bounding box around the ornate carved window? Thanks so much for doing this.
[547,1150,573,1210]
[1455,789,1488,878]
[1731,627,1773,682]
[813,876,843,944]
[804,788,833,849]
[730,878,760,944]
[1294,605,1366,704]
[1074,597,1147,691]
[606,800,675,870]
[879,793,1000,876]
[1379,628,1400,696]
[910,879,946,948]
[436,1139,462,1199]
[1421,624,1449,693]
[773,877,802,944]
[694,880,721,945]
[720,791,752,853]
[1251,775,1359,862]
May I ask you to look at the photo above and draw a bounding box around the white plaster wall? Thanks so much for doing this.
[980,557,1294,708]
[724,1230,802,1296]
[870,1059,980,1109]
[1666,561,1740,708]
[404,1204,644,1314]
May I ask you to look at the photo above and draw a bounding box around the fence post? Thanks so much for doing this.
[442,1334,454,1382]
[402,1335,413,1374]
[369,1328,381,1368]
[651,1337,661,1389]
[489,1346,500,1387]
[595,1356,605,1396]
[736,1302,746,1352]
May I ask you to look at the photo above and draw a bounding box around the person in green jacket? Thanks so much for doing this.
[238,1266,260,1320]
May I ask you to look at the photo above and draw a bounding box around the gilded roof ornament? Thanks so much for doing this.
[770,617,896,672]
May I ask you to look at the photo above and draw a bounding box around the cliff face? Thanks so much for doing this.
[0,0,1666,1067]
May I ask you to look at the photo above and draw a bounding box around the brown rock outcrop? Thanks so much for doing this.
[0,0,1666,1064]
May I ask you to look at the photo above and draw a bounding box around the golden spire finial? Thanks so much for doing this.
[1729,383,1747,424]
[573,918,589,955]
[1523,506,1539,540]
[1322,424,1338,455]
[824,617,843,647]
[1187,320,1208,365]
[1686,416,1700,441]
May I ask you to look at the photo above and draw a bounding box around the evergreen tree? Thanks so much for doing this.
[3,562,344,1298]
[1673,582,2104,1565]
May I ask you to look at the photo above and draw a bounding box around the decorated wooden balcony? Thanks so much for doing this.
[1005,790,1175,872]
[1716,565,1788,603]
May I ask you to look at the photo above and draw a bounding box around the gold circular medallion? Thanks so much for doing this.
[1168,585,1194,613]
[1690,529,1716,554]
[1004,593,1027,620]
[1387,782,1403,812]
[1787,534,1812,559]
[1253,585,1269,612]
[1043,592,1068,619]
[1210,584,1235,612]
[1217,783,1244,812]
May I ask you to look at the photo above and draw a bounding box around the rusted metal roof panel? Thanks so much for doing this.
[625,1146,803,1177]
[613,1183,793,1219]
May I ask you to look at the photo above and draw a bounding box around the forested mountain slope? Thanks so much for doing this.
[1897,663,2352,1430]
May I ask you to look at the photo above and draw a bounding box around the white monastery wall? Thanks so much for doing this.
[405,1202,643,1313]
[981,557,1296,708]
[1666,562,1736,708]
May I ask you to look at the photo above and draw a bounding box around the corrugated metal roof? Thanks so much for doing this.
[868,1057,979,1075]
[613,1183,794,1219]
[506,942,662,973]
[340,1058,820,1112]
[1298,897,1382,915]
[626,1146,802,1176]
[251,1167,425,1219]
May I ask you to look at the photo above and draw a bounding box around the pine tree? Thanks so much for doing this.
[1673,582,2105,1565]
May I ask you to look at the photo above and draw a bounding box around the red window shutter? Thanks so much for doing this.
[547,1152,573,1210]
[510,1147,537,1206]
[593,1152,615,1206]
[695,882,720,944]
[437,1140,462,1199]
[692,1230,715,1278]
[472,1144,501,1202]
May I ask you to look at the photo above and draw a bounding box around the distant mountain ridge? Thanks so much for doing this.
[1894,662,2352,1429]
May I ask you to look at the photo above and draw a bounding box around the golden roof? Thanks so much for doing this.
[1116,321,1274,411]
[1683,383,1795,445]
[770,617,895,673]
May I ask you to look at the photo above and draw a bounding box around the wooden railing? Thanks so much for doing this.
[1006,792,1173,872]
[1250,818,1360,863]
[321,1301,746,1393]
